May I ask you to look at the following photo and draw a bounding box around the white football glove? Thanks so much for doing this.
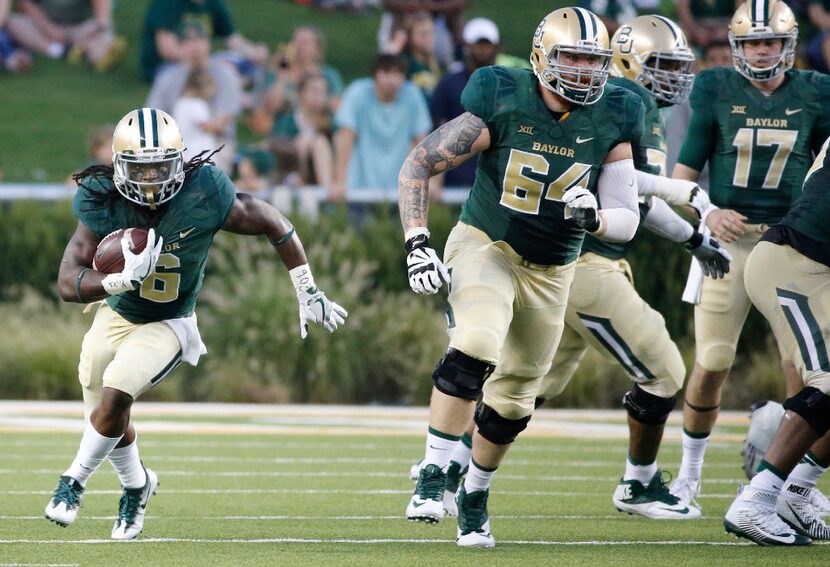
[405,232,450,295]
[562,186,601,232]
[684,231,732,279]
[297,287,348,339]
[681,181,711,219]
[101,228,163,295]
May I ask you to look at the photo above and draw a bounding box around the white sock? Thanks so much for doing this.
[750,468,785,495]
[623,458,657,484]
[464,459,497,493]
[448,432,473,470]
[47,42,65,58]
[108,437,147,489]
[423,427,459,470]
[64,421,123,487]
[784,452,828,492]
[678,430,709,480]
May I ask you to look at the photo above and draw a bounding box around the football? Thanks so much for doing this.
[93,228,149,274]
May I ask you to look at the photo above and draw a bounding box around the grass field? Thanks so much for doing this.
[0,402,827,566]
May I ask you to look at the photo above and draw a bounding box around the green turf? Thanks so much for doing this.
[1,421,827,566]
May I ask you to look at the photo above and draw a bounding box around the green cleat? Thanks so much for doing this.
[406,464,445,524]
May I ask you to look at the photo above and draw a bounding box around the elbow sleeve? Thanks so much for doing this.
[596,159,640,242]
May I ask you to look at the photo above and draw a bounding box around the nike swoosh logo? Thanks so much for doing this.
[576,136,594,144]
[412,501,428,508]
[179,227,196,239]
[428,445,446,450]
[785,108,802,115]
[658,506,690,514]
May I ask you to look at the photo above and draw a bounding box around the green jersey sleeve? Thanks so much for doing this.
[677,71,718,171]
[460,66,497,121]
[72,177,120,238]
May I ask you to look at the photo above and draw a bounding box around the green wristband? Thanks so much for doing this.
[270,227,295,247]
[75,268,90,302]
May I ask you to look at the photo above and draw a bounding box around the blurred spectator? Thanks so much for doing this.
[234,146,275,193]
[249,25,343,136]
[140,0,268,83]
[173,67,218,163]
[0,0,32,72]
[331,54,431,201]
[701,38,732,68]
[387,11,442,99]
[378,1,468,67]
[578,0,638,36]
[145,21,242,172]
[270,74,335,189]
[430,17,499,191]
[7,0,125,71]
[806,0,830,72]
[677,0,740,48]
[67,124,114,185]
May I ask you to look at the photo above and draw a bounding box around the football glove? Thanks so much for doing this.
[297,287,348,339]
[684,182,711,219]
[102,228,163,295]
[683,231,732,279]
[562,186,601,232]
[405,232,450,295]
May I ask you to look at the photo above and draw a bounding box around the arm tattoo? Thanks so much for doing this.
[399,112,486,228]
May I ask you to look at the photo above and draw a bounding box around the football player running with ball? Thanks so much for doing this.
[400,7,644,548]
[670,0,830,515]
[723,137,830,545]
[44,108,347,539]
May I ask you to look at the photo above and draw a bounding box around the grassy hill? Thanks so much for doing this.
[1,0,591,183]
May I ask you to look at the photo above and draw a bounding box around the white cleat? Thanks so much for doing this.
[408,460,422,481]
[111,466,158,540]
[456,487,495,548]
[777,486,830,540]
[724,485,811,546]
[406,464,445,524]
[613,472,701,520]
[809,487,830,518]
[669,476,702,515]
[44,476,84,527]
[443,487,458,517]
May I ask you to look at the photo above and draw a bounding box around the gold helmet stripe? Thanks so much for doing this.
[573,7,596,41]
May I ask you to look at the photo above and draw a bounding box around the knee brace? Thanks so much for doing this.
[432,348,495,401]
[534,396,547,409]
[783,387,830,437]
[623,384,676,426]
[474,403,531,445]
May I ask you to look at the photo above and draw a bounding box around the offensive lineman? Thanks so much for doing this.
[432,14,732,523]
[724,137,830,545]
[669,0,830,512]
[44,108,347,539]
[400,7,643,548]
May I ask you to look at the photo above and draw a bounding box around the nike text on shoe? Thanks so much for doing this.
[456,487,495,548]
[777,487,830,540]
[406,464,445,524]
[111,465,158,540]
[613,472,701,520]
[723,486,812,546]
[670,476,703,514]
[442,460,467,518]
[44,476,84,527]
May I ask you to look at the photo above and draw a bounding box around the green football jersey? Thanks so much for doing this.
[582,76,666,260]
[73,165,236,324]
[765,136,830,247]
[459,66,646,265]
[678,68,830,224]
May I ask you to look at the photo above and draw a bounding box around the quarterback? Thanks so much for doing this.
[723,137,830,545]
[670,0,830,513]
[44,108,347,539]
[400,7,643,547]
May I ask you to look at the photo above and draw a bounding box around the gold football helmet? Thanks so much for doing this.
[728,0,797,81]
[112,108,185,209]
[530,7,612,105]
[611,15,694,107]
